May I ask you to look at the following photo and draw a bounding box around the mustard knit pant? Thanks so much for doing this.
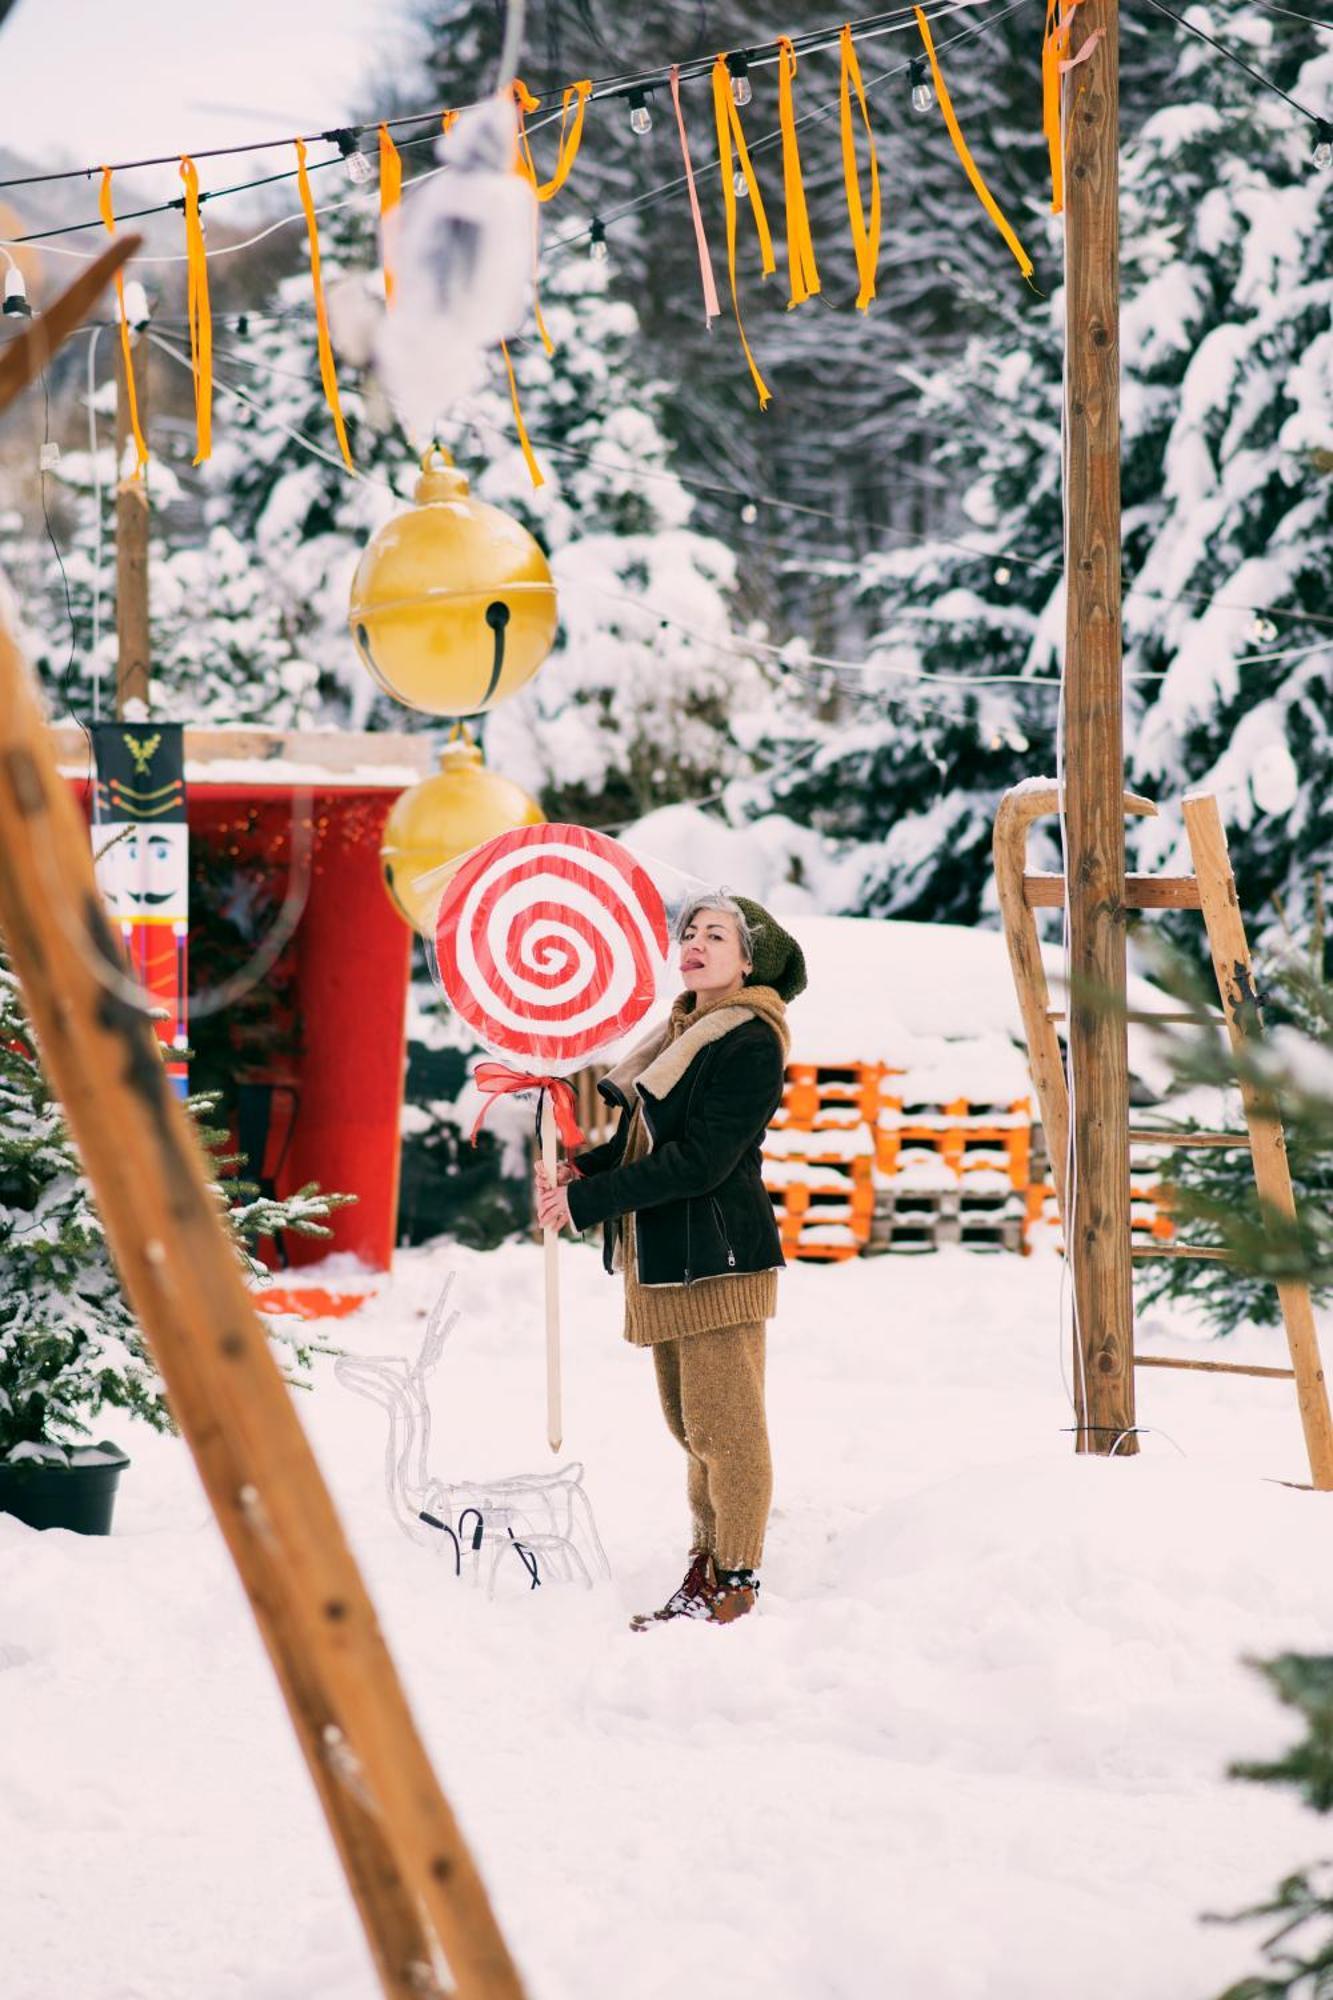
[651,1321,772,1573]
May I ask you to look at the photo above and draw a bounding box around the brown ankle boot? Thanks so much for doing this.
[630,1550,715,1631]
[707,1581,758,1624]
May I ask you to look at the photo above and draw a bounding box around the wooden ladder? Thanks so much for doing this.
[994,782,1333,1491]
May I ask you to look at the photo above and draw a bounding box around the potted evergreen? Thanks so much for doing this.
[0,956,350,1535]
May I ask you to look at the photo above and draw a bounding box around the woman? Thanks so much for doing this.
[536,892,805,1629]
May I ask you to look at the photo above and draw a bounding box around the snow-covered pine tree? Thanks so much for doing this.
[473,251,771,825]
[1215,1652,1333,1999]
[31,274,337,731]
[1125,17,1333,938]
[734,5,1330,927]
[0,958,167,1462]
[0,950,343,1464]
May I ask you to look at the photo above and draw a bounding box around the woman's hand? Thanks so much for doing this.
[534,1162,575,1232]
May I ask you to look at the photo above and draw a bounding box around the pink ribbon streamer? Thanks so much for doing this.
[670,64,721,329]
[1060,25,1105,72]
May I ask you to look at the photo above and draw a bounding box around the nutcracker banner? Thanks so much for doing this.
[91,722,190,1098]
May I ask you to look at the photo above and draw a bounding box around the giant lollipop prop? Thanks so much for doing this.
[435,823,670,1450]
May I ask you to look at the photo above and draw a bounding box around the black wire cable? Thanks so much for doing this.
[546,0,1034,256]
[1229,0,1333,34]
[1136,0,1328,124]
[0,0,969,213]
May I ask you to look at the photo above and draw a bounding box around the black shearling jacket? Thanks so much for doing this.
[565,1008,786,1288]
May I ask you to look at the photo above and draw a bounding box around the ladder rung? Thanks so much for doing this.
[1135,1355,1296,1381]
[1046,1010,1220,1025]
[1024,873,1203,910]
[1131,1244,1230,1262]
[1128,1129,1252,1150]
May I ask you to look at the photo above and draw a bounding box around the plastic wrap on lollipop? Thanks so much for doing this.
[432,824,672,1075]
[377,93,537,438]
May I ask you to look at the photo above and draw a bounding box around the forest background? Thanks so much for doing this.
[0,0,1329,1237]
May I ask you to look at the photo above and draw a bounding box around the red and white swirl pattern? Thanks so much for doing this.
[435,823,670,1071]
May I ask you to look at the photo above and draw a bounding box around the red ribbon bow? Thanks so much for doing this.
[469,1063,586,1152]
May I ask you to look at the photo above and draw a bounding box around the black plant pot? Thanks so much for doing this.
[0,1441,131,1535]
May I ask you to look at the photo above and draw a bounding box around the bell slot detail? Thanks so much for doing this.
[481,601,511,709]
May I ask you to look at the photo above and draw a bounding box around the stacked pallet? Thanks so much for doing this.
[762,1063,1033,1258]
[870,1082,1030,1253]
[1023,1126,1175,1252]
[763,1071,878,1260]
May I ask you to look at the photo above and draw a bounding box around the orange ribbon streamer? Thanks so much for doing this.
[669,64,721,328]
[509,82,555,357]
[1041,0,1081,214]
[711,53,776,410]
[97,168,149,479]
[915,7,1035,281]
[777,37,820,309]
[378,123,403,305]
[838,25,881,313]
[293,138,354,472]
[501,340,544,489]
[512,77,593,201]
[470,1064,586,1152]
[441,109,459,137]
[178,157,212,465]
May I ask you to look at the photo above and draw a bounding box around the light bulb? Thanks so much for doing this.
[3,264,30,318]
[589,218,609,264]
[1315,124,1333,170]
[993,564,1012,585]
[1250,614,1278,643]
[734,168,748,195]
[345,146,374,185]
[740,500,759,525]
[120,279,150,330]
[728,54,753,108]
[628,91,652,136]
[910,60,935,114]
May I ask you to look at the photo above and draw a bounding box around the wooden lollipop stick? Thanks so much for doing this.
[541,1096,563,1454]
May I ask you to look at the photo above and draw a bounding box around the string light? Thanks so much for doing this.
[589,217,609,262]
[909,57,935,112]
[1315,121,1333,171]
[993,564,1012,585]
[740,499,759,525]
[627,90,653,136]
[734,168,749,194]
[3,261,30,318]
[727,53,754,107]
[120,279,151,330]
[0,2,1049,252]
[329,128,374,185]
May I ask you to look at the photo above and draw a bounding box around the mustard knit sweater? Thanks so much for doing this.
[617,986,787,1346]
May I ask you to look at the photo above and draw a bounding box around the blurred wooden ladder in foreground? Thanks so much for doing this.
[994,782,1333,1491]
[0,246,526,1999]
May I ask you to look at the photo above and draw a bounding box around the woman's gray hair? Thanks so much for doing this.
[673,891,756,968]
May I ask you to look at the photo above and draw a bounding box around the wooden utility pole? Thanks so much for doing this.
[1062,0,1136,1453]
[114,330,150,716]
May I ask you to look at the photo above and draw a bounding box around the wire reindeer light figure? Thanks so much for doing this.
[334,1272,610,1593]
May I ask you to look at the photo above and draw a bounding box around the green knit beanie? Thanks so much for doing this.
[733,896,807,1004]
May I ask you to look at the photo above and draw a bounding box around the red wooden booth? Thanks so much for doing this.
[58,725,431,1272]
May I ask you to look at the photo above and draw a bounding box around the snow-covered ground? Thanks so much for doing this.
[5,1240,1329,2000]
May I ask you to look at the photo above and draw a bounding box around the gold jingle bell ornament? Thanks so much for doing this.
[349,446,558,718]
[380,726,545,933]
